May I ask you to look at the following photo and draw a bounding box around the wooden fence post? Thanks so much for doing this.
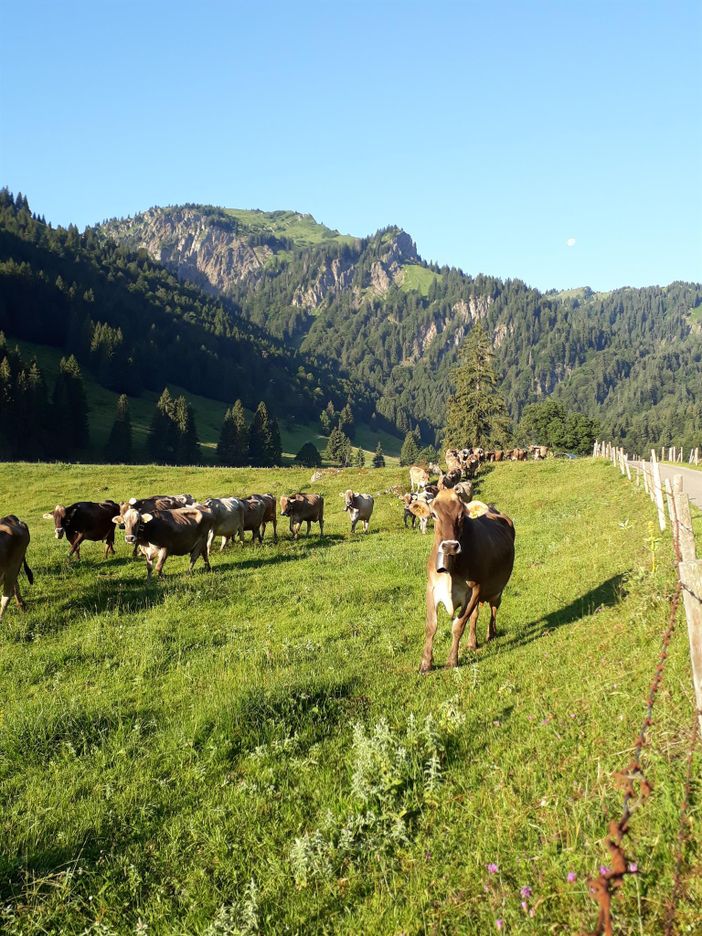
[672,477,695,563]
[678,560,702,739]
[650,450,666,531]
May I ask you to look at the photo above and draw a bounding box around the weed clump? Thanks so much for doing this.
[290,699,465,886]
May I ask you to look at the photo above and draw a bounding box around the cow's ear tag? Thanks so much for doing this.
[465,500,489,519]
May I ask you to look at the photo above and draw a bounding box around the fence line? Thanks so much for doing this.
[585,441,702,933]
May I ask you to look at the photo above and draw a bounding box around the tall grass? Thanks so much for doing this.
[0,459,698,933]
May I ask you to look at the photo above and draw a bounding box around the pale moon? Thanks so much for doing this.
[566,237,576,247]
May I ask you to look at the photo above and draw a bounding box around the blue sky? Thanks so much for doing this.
[2,0,700,291]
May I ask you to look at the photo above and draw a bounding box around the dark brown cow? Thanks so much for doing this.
[280,493,324,539]
[410,490,515,672]
[249,493,278,543]
[0,515,33,618]
[127,494,195,512]
[43,501,120,558]
[114,505,215,578]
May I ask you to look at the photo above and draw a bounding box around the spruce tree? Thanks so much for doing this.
[174,396,200,464]
[105,394,133,463]
[147,388,178,463]
[248,401,279,467]
[295,441,322,467]
[353,446,365,467]
[217,399,249,466]
[324,426,352,466]
[444,323,512,449]
[52,355,89,453]
[400,430,420,466]
[372,442,386,468]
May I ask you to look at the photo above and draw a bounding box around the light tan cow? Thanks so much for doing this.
[409,465,430,492]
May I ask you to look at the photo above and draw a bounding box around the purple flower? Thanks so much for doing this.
[567,871,577,883]
[520,885,532,899]
[600,865,609,876]
[521,901,528,912]
[628,862,638,874]
[495,921,504,931]
[487,863,499,874]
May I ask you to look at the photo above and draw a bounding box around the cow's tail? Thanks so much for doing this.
[23,559,34,585]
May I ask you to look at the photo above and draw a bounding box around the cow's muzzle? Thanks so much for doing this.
[436,539,461,574]
[55,528,64,539]
[124,534,137,545]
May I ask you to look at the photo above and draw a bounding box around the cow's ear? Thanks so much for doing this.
[42,512,54,520]
[465,500,489,519]
[409,501,431,518]
[111,515,122,524]
[141,513,153,523]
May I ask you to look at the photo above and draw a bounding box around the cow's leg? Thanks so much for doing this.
[351,517,358,533]
[319,515,324,536]
[67,533,84,559]
[448,598,480,667]
[306,520,311,536]
[105,529,116,558]
[420,584,439,674]
[465,589,483,650]
[13,578,25,610]
[145,554,154,579]
[486,595,501,642]
[364,519,370,533]
[155,547,168,578]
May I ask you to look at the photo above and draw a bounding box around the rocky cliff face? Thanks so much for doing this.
[101,207,273,296]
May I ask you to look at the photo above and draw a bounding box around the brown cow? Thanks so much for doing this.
[0,515,33,618]
[241,496,268,544]
[280,493,324,539]
[249,493,278,543]
[114,505,215,577]
[43,501,120,559]
[410,491,515,672]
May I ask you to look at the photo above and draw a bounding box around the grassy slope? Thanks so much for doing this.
[13,339,400,465]
[221,208,358,249]
[0,459,699,934]
[399,263,440,296]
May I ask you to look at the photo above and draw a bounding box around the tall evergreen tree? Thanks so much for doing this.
[248,401,280,466]
[400,429,420,466]
[105,394,133,463]
[295,441,322,467]
[52,355,89,452]
[324,426,352,466]
[352,446,365,467]
[372,442,385,468]
[444,323,512,448]
[217,399,249,466]
[147,388,178,463]
[174,395,200,464]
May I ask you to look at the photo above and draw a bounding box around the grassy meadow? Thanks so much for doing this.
[0,459,700,934]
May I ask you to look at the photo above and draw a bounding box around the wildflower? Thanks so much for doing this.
[487,863,499,874]
[628,862,638,874]
[521,901,528,912]
[600,865,609,876]
[520,886,532,899]
[495,920,504,931]
[567,871,577,883]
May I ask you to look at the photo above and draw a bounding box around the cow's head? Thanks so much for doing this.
[343,489,356,511]
[280,495,295,516]
[42,505,66,538]
[411,491,489,573]
[112,507,152,545]
[402,492,415,507]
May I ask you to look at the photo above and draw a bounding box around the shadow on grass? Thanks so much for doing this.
[478,572,629,659]
[209,534,346,572]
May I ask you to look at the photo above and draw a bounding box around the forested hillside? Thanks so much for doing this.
[102,205,702,450]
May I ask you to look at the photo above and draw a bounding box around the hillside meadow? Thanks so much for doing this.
[0,459,699,934]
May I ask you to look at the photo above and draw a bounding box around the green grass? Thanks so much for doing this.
[399,263,440,296]
[221,209,358,249]
[0,459,699,934]
[13,338,399,465]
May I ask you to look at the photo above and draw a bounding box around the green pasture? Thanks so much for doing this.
[0,459,699,933]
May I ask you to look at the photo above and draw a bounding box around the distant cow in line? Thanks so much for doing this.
[410,490,515,672]
[204,497,245,551]
[529,445,549,460]
[249,493,278,543]
[402,488,436,534]
[43,501,120,559]
[0,515,33,618]
[280,493,324,539]
[127,494,195,513]
[409,465,430,492]
[114,504,215,578]
[343,490,374,533]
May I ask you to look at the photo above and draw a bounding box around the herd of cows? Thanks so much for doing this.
[0,445,524,669]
